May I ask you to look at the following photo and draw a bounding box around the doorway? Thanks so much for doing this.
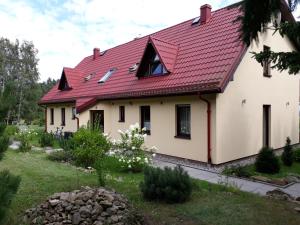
[91,110,104,132]
[263,105,271,147]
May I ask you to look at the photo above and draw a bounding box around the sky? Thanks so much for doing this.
[0,0,299,82]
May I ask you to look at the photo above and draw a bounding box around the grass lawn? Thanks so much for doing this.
[0,150,299,225]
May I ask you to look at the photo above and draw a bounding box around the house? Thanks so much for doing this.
[39,2,299,165]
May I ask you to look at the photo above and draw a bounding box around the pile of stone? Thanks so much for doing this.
[24,186,143,225]
[266,189,300,213]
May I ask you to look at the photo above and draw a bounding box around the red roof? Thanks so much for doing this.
[40,4,246,109]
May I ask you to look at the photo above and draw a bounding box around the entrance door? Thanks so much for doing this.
[263,105,271,147]
[91,110,104,132]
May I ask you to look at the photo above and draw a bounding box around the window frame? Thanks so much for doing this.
[50,108,54,125]
[175,104,191,139]
[140,105,151,135]
[263,45,272,77]
[61,108,66,126]
[72,107,76,120]
[119,105,125,122]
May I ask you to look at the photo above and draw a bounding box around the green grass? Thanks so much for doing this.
[0,151,299,225]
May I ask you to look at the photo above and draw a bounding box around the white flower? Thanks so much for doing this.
[118,129,123,134]
[142,127,147,131]
[128,165,132,168]
[144,158,148,163]
[142,134,147,138]
[136,157,141,161]
[119,158,122,162]
[152,153,156,157]
[132,146,136,150]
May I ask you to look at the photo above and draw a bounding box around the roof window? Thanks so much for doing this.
[192,16,200,25]
[98,68,117,83]
[84,72,95,82]
[129,63,139,73]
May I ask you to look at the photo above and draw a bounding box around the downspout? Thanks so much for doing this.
[75,116,80,131]
[43,106,47,133]
[199,96,212,164]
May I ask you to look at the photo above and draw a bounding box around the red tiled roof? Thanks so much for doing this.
[40,4,246,107]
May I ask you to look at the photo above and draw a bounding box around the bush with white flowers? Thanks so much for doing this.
[110,123,157,172]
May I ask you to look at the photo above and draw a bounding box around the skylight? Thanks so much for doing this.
[192,16,200,25]
[98,68,117,83]
[129,63,139,73]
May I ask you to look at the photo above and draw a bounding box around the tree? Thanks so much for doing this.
[239,0,300,75]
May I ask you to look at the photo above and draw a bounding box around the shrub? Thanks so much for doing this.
[281,137,293,166]
[18,133,31,152]
[0,135,9,161]
[46,150,72,162]
[94,159,106,186]
[140,166,192,203]
[223,165,252,178]
[0,170,21,223]
[39,132,55,147]
[4,125,19,137]
[0,124,6,136]
[294,149,300,162]
[72,128,111,167]
[58,138,75,152]
[110,123,156,172]
[255,147,280,174]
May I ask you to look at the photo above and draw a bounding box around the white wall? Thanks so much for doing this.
[215,30,299,164]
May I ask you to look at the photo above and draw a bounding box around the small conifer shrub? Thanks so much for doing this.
[140,166,192,203]
[255,147,280,174]
[281,137,293,166]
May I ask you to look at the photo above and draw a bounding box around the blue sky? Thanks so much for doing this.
[0,0,298,81]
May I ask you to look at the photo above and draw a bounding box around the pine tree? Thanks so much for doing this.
[281,137,294,166]
[239,0,300,75]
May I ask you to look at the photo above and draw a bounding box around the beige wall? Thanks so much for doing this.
[78,95,216,163]
[46,104,77,133]
[215,30,299,164]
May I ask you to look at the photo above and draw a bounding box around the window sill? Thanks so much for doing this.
[61,124,65,127]
[174,135,191,140]
[118,120,125,123]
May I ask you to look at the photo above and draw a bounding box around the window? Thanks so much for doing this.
[176,105,191,139]
[58,72,71,90]
[61,108,65,126]
[119,106,125,122]
[72,107,76,120]
[137,43,167,77]
[263,45,271,77]
[50,108,54,125]
[263,105,271,147]
[98,68,117,83]
[140,106,151,135]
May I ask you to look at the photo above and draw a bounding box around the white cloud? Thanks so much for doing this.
[0,0,298,82]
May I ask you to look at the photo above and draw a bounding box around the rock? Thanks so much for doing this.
[49,199,60,206]
[266,189,294,201]
[295,207,300,213]
[271,178,288,186]
[251,175,271,183]
[24,187,143,225]
[296,196,300,201]
[72,212,81,225]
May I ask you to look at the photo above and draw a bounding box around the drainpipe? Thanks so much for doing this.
[75,116,80,131]
[199,96,212,164]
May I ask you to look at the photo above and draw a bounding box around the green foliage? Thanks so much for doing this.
[140,166,193,203]
[0,123,9,160]
[72,128,111,167]
[58,138,75,152]
[0,170,21,224]
[293,148,300,162]
[255,147,280,174]
[46,150,72,162]
[223,165,252,178]
[94,160,106,186]
[18,133,31,152]
[39,132,54,147]
[281,137,294,166]
[4,125,19,137]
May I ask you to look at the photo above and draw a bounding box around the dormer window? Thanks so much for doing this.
[137,43,168,77]
[58,71,71,91]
